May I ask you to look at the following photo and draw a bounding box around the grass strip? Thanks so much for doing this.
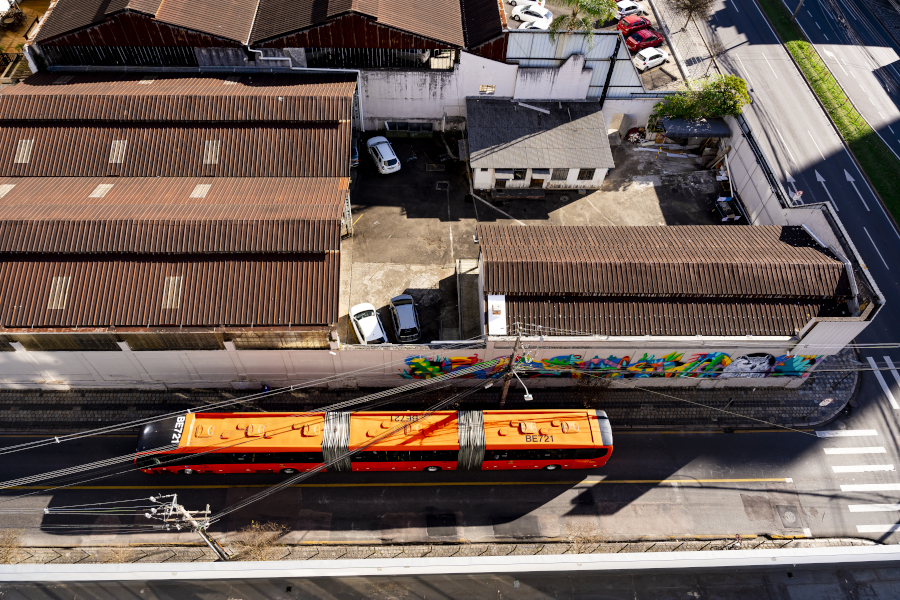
[755,0,900,221]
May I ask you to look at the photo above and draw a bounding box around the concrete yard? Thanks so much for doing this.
[340,135,730,345]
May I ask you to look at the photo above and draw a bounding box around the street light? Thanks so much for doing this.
[513,369,533,402]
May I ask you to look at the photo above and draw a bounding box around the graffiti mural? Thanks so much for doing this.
[399,352,822,379]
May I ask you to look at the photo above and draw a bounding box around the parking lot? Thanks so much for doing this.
[338,134,724,346]
[499,0,682,90]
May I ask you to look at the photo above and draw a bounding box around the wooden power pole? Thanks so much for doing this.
[499,336,522,407]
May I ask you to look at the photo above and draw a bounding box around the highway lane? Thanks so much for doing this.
[2,407,899,546]
[786,0,900,161]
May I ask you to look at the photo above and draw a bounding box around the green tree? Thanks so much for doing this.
[653,75,751,119]
[548,0,619,49]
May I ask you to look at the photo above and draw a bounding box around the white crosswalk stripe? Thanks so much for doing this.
[841,483,900,492]
[816,430,878,437]
[868,356,899,409]
[857,524,900,533]
[886,356,900,390]
[824,447,886,455]
[848,504,900,513]
[832,464,894,473]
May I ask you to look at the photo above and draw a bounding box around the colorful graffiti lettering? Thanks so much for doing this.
[399,352,822,379]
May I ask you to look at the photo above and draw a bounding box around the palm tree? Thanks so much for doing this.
[547,0,619,48]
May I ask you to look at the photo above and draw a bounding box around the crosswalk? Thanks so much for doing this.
[819,429,900,534]
[867,356,900,410]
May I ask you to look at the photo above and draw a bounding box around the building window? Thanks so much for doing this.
[479,85,495,95]
[495,180,507,189]
[513,169,527,180]
[551,169,568,181]
[577,168,596,181]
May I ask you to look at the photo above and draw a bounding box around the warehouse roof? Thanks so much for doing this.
[0,177,347,253]
[0,73,356,122]
[479,225,851,299]
[0,123,351,178]
[0,253,338,328]
[466,99,615,170]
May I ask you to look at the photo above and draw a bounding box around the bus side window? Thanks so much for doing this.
[574,448,609,460]
[136,456,161,468]
[386,451,410,462]
[232,454,253,463]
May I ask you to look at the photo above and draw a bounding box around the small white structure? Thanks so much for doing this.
[466,98,615,191]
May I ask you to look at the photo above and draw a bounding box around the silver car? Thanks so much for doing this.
[389,295,421,343]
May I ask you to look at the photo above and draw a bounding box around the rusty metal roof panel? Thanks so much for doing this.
[154,0,259,43]
[504,297,832,338]
[0,123,350,177]
[0,253,338,327]
[0,177,346,253]
[0,73,356,122]
[479,225,851,299]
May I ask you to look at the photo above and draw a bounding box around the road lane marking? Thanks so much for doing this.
[832,464,894,473]
[817,430,878,437]
[2,478,792,491]
[776,130,797,163]
[762,53,779,79]
[844,169,870,210]
[822,48,846,75]
[823,33,828,40]
[807,9,812,16]
[841,483,900,492]
[824,447,886,454]
[849,504,900,512]
[868,356,899,409]
[808,132,827,161]
[890,125,895,133]
[849,151,900,241]
[734,55,754,90]
[816,21,821,29]
[857,524,900,533]
[863,227,890,270]
[619,429,813,435]
[886,356,900,391]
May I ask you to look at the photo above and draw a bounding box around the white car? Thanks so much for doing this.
[519,18,551,30]
[632,47,669,72]
[349,303,388,345]
[511,3,552,22]
[366,136,401,174]
[507,0,543,6]
[616,0,645,18]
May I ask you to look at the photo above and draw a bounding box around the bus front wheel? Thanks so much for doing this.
[543,464,561,471]
[424,466,442,472]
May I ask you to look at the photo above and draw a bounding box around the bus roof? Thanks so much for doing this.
[176,412,325,452]
[483,410,599,449]
[348,411,459,451]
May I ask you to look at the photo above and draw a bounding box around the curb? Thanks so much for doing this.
[645,0,692,87]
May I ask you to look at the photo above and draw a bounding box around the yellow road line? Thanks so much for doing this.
[618,429,813,435]
[4,478,788,491]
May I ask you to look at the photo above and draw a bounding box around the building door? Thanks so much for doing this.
[530,178,545,188]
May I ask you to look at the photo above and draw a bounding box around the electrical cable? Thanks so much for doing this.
[208,378,495,524]
[0,338,492,458]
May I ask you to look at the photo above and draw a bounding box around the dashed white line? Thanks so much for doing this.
[833,464,895,473]
[868,356,899,408]
[731,0,739,12]
[857,524,900,533]
[849,504,900,512]
[807,131,827,161]
[824,447,886,455]
[817,430,878,437]
[823,33,829,40]
[807,9,813,16]
[734,55,754,90]
[762,53,779,79]
[863,227,890,270]
[816,21,822,29]
[842,483,900,492]
[776,130,797,163]
[890,125,895,133]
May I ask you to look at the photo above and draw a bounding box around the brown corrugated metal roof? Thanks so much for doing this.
[0,123,350,177]
[0,73,356,123]
[35,0,164,42]
[504,297,835,338]
[154,0,259,43]
[0,253,338,327]
[460,0,503,47]
[479,225,851,299]
[0,177,347,253]
[250,0,465,45]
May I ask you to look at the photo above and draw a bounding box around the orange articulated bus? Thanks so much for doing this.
[134,410,613,474]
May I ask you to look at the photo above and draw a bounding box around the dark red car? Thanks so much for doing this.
[617,15,651,36]
[626,29,665,52]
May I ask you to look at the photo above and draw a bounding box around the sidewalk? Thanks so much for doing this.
[0,349,859,433]
[0,537,875,565]
[647,0,720,86]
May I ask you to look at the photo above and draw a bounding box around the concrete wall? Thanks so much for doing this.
[513,55,593,100]
[0,341,821,390]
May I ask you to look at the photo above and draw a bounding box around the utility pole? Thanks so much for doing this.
[146,494,230,561]
[499,335,521,408]
[790,0,805,21]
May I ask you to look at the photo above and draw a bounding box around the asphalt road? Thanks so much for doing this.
[2,383,900,546]
[786,0,900,161]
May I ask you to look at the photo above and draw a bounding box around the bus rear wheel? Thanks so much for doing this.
[543,464,561,471]
[424,466,442,472]
[179,469,195,475]
[280,468,299,475]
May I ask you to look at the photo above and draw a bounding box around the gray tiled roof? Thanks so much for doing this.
[465,98,615,170]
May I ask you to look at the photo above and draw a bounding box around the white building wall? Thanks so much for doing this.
[513,55,592,100]
[476,167,607,190]
[359,52,518,131]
